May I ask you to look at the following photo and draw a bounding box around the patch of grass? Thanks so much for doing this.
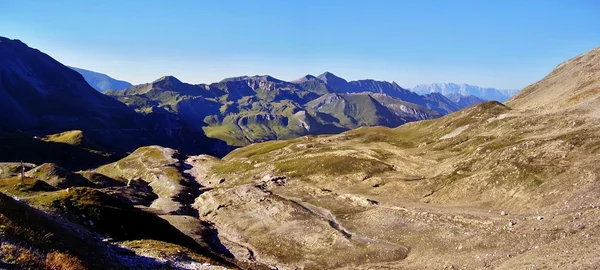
[76,172,125,188]
[555,129,596,147]
[211,161,254,175]
[225,140,294,160]
[45,251,87,270]
[0,243,45,269]
[370,149,395,160]
[42,130,84,146]
[17,179,57,192]
[121,240,225,266]
[479,136,521,152]
[0,164,22,178]
[0,177,57,195]
[163,166,184,182]
[203,125,246,146]
[275,155,393,178]
[138,146,167,162]
[346,125,421,148]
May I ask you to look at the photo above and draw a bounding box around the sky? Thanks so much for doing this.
[1,0,599,89]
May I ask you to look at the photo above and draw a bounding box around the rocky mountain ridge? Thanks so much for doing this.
[106,72,469,146]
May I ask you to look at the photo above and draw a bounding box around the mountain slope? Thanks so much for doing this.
[412,82,519,102]
[507,46,600,113]
[68,66,132,92]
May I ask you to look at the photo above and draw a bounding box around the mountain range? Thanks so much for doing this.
[412,82,519,102]
[68,66,132,92]
[105,72,472,146]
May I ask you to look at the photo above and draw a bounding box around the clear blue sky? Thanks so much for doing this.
[1,0,599,89]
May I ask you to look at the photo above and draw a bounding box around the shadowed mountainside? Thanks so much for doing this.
[0,36,227,157]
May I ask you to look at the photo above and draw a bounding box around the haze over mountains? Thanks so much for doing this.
[68,66,132,92]
[412,83,519,102]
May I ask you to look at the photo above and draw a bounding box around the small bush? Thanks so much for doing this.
[1,243,44,269]
[45,251,87,270]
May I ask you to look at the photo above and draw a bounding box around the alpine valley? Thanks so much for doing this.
[1,35,600,270]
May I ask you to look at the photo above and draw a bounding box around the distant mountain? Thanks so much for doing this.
[314,72,461,114]
[108,72,465,146]
[68,66,132,92]
[292,74,336,95]
[411,83,519,102]
[0,36,225,155]
[444,93,487,107]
